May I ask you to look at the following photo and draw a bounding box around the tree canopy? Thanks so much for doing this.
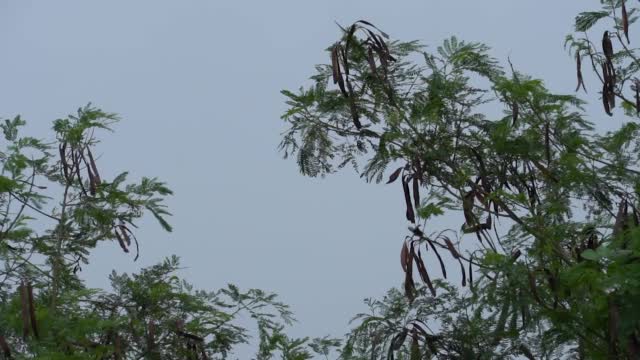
[279,1,640,358]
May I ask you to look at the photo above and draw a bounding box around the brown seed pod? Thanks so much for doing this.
[412,175,420,210]
[400,241,409,272]
[414,248,436,297]
[331,46,348,97]
[576,50,587,93]
[603,31,614,63]
[387,167,403,184]
[462,191,476,227]
[0,335,11,359]
[443,237,460,259]
[545,122,551,165]
[26,282,38,339]
[425,240,446,279]
[119,224,132,246]
[622,0,630,44]
[459,259,467,287]
[19,282,29,339]
[403,176,416,223]
[404,245,416,301]
[86,148,101,185]
[512,101,519,126]
[114,228,129,253]
[603,83,613,116]
[59,142,70,182]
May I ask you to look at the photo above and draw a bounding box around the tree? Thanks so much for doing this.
[280,2,640,358]
[0,107,333,359]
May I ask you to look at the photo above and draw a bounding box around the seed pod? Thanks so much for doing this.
[512,101,519,126]
[404,245,416,301]
[331,46,348,97]
[545,122,551,165]
[425,240,446,279]
[119,225,132,246]
[115,228,129,253]
[459,259,466,287]
[412,175,420,209]
[400,241,409,272]
[576,50,587,93]
[387,167,403,184]
[19,282,29,339]
[511,249,522,260]
[468,257,474,289]
[59,143,70,182]
[613,199,628,238]
[86,148,101,185]
[26,282,38,339]
[622,0,630,44]
[403,176,416,223]
[414,249,436,297]
[603,83,613,116]
[603,31,614,63]
[443,237,460,259]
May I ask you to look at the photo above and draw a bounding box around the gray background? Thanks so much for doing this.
[0,1,618,358]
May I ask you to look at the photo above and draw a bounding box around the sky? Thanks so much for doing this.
[0,1,623,358]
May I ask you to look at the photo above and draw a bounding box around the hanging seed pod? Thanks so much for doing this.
[387,167,403,184]
[19,282,29,339]
[402,176,416,223]
[59,142,70,182]
[404,245,416,301]
[355,20,389,39]
[468,257,474,289]
[545,122,551,165]
[512,101,519,126]
[443,237,460,259]
[331,46,348,97]
[425,240,446,279]
[603,31,614,63]
[86,167,97,196]
[119,224,132,246]
[391,328,409,351]
[603,83,613,116]
[114,228,129,253]
[86,148,101,185]
[459,259,467,287]
[412,175,420,209]
[400,241,409,272]
[623,0,630,44]
[576,50,587,93]
[26,282,38,339]
[414,249,436,297]
[0,335,11,359]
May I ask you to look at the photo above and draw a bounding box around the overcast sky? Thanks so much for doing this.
[0,1,622,358]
